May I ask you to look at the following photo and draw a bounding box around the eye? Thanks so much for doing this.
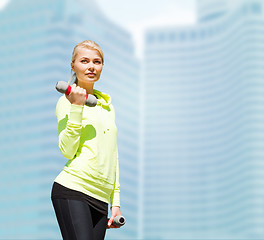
[81,59,88,63]
[94,60,102,64]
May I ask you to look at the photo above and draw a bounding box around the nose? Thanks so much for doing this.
[87,62,94,71]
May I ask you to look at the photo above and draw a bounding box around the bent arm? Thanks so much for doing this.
[56,97,84,159]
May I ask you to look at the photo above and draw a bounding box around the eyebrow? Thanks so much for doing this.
[80,56,101,60]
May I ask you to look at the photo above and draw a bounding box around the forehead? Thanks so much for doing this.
[75,47,102,59]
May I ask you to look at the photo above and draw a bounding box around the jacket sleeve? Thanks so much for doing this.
[109,105,120,207]
[110,150,121,207]
[56,97,84,160]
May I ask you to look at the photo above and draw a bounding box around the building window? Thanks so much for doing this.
[251,2,262,14]
[170,33,176,42]
[146,34,154,44]
[179,32,186,41]
[190,31,196,40]
[159,33,165,42]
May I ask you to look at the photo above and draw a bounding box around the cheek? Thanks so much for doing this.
[75,64,86,73]
[97,66,103,74]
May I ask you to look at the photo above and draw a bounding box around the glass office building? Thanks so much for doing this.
[143,0,264,239]
[0,0,139,239]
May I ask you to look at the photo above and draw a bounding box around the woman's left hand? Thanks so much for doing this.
[107,206,122,228]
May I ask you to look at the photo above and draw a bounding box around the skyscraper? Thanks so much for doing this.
[143,0,264,239]
[0,0,139,239]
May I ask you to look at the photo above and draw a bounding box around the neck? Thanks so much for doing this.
[77,79,95,95]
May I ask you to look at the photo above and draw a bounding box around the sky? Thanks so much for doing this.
[96,0,197,58]
[0,0,197,58]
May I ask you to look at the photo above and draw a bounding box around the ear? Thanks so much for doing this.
[71,62,75,72]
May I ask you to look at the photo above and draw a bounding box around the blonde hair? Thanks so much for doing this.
[69,40,104,85]
[72,40,104,64]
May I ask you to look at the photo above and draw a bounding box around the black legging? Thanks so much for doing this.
[52,198,107,240]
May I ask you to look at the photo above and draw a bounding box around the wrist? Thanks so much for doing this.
[111,206,120,209]
[71,102,85,106]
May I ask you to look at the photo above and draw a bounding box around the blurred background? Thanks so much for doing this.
[0,0,264,239]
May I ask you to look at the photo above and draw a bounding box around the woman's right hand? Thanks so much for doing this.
[65,84,87,106]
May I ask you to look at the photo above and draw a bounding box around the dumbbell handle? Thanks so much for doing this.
[55,81,97,107]
[111,215,126,227]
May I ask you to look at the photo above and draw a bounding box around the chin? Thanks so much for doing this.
[88,78,99,83]
[80,78,99,83]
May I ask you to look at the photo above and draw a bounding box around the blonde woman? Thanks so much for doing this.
[51,40,122,240]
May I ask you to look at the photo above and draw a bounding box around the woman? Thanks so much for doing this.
[51,40,122,240]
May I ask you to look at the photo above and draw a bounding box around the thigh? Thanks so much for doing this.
[91,207,108,240]
[52,198,94,240]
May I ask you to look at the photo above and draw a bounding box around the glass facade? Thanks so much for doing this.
[143,0,264,239]
[0,0,139,239]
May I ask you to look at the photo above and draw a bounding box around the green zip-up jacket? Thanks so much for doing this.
[54,90,120,207]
